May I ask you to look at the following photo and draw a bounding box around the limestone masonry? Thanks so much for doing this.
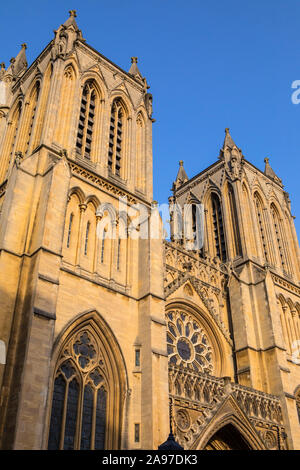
[0,11,299,450]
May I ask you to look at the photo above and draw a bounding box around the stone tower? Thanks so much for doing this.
[0,12,300,451]
[166,128,300,449]
[0,11,168,450]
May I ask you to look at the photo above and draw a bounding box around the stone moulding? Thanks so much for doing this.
[168,364,285,450]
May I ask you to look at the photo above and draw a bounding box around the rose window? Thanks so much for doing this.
[166,310,213,374]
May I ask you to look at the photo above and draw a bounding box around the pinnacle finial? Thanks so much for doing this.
[179,160,183,166]
[21,43,27,50]
[131,57,138,64]
[69,10,77,17]
[225,127,230,134]
[0,62,5,69]
[264,157,270,164]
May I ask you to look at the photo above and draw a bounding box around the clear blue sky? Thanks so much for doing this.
[1,1,300,238]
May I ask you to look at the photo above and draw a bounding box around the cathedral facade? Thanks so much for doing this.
[0,12,299,450]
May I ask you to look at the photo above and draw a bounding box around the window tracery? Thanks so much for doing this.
[48,329,108,450]
[76,81,97,159]
[166,310,213,374]
[108,99,124,177]
[211,193,226,261]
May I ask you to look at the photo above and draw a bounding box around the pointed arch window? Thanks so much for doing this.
[271,203,289,273]
[136,114,145,192]
[108,99,124,177]
[10,101,22,157]
[24,81,40,154]
[84,221,90,256]
[66,213,74,248]
[76,82,97,159]
[101,229,106,264]
[211,193,227,262]
[228,183,242,257]
[0,100,22,182]
[254,192,269,262]
[296,391,300,424]
[48,330,108,450]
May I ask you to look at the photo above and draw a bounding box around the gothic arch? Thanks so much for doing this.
[192,399,265,450]
[109,92,132,118]
[204,190,227,262]
[270,201,291,273]
[135,110,146,193]
[46,310,128,450]
[54,63,77,148]
[0,97,23,181]
[75,79,103,161]
[224,180,242,258]
[18,78,41,155]
[166,299,227,377]
[241,180,257,256]
[80,69,106,96]
[32,62,53,150]
[253,190,271,263]
[85,194,101,211]
[107,95,130,179]
[294,386,300,424]
[68,186,85,205]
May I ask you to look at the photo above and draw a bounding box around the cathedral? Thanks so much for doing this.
[0,11,300,450]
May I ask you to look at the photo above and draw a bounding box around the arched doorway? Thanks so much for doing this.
[204,424,252,450]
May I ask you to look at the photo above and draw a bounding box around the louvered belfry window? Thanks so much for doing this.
[211,193,227,262]
[76,82,96,159]
[254,192,269,262]
[108,99,123,177]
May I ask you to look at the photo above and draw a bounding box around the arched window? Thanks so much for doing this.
[0,100,22,182]
[271,203,290,273]
[63,193,81,265]
[108,99,125,177]
[296,391,300,424]
[84,221,90,256]
[101,229,106,264]
[47,317,126,450]
[66,213,74,248]
[76,82,97,159]
[48,329,108,450]
[227,183,242,257]
[242,183,256,256]
[188,203,204,252]
[115,218,128,281]
[80,202,97,273]
[211,193,227,262]
[136,114,145,192]
[166,309,214,375]
[55,65,76,148]
[23,81,40,154]
[253,192,269,263]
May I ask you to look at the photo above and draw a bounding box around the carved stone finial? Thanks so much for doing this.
[21,43,27,50]
[59,148,68,158]
[10,57,15,64]
[69,10,77,17]
[225,127,230,134]
[264,157,269,164]
[1,62,5,69]
[131,57,138,64]
[179,160,183,166]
